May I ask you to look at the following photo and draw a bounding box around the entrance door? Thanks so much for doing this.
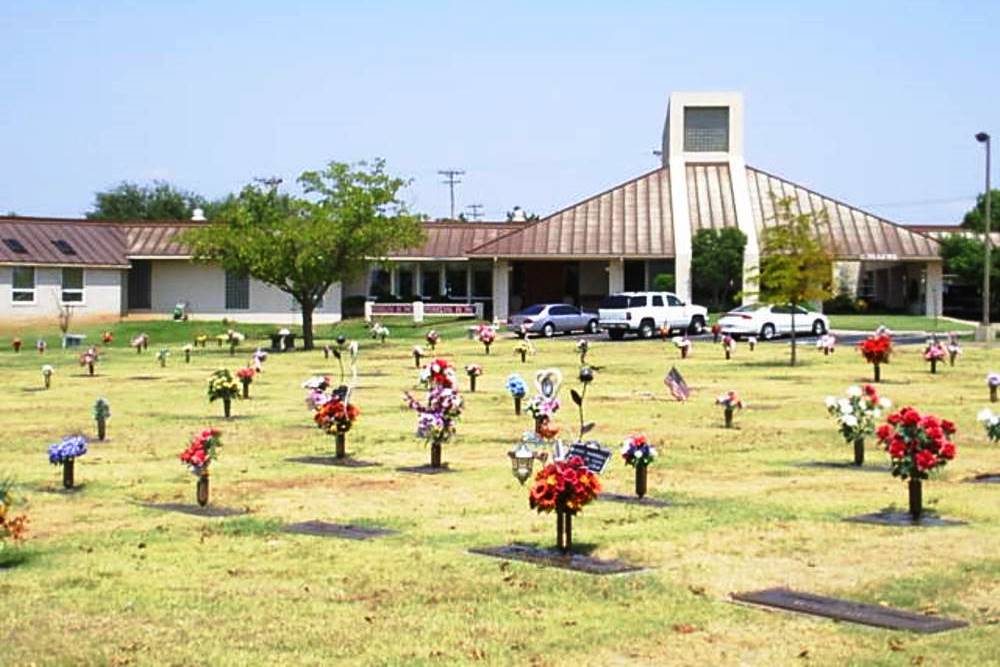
[519,262,577,307]
[128,260,152,310]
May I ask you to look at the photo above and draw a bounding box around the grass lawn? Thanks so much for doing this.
[1,327,998,665]
[826,314,976,333]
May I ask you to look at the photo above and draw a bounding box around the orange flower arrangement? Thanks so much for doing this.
[528,455,601,515]
[314,396,360,434]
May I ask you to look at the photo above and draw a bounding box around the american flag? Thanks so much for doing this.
[664,366,690,401]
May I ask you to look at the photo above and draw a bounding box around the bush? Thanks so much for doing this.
[823,292,868,314]
[652,273,675,292]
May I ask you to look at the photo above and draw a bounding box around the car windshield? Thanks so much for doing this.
[517,304,545,316]
[599,295,629,309]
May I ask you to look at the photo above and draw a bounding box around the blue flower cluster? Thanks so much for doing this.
[505,374,527,398]
[48,435,88,465]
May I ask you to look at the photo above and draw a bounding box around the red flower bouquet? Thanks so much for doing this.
[180,428,222,474]
[858,333,892,381]
[529,455,601,515]
[877,407,956,480]
[314,396,360,434]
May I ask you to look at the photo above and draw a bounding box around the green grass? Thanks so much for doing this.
[826,314,975,333]
[1,329,998,665]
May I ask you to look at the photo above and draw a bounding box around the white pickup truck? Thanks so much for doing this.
[598,292,708,340]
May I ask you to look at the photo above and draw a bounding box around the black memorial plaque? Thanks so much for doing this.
[845,511,967,527]
[795,461,890,473]
[397,464,455,475]
[283,520,397,540]
[567,441,613,474]
[286,456,380,468]
[141,502,249,518]
[967,473,1000,484]
[600,492,671,507]
[733,587,967,633]
[469,544,644,575]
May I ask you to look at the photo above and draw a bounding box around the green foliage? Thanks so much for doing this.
[757,196,834,365]
[960,189,1000,232]
[691,228,747,308]
[183,160,425,349]
[940,233,1000,316]
[87,181,209,220]
[651,273,675,292]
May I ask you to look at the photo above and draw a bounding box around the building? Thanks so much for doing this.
[2,92,943,325]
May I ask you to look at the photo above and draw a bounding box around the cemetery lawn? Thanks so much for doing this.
[1,329,998,666]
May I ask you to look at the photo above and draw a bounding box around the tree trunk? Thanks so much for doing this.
[300,299,316,351]
[789,310,797,366]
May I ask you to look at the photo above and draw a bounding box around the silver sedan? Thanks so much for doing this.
[507,303,600,337]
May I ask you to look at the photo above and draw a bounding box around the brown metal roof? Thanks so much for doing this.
[746,166,940,260]
[0,217,130,267]
[687,163,738,231]
[469,168,675,258]
[387,221,526,259]
[124,222,197,257]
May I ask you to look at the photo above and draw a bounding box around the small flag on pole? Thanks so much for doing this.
[664,366,690,402]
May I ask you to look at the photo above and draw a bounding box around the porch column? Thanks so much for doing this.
[925,261,943,317]
[492,260,510,322]
[607,259,625,293]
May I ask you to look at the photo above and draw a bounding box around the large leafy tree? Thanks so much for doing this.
[183,160,425,349]
[691,227,747,309]
[940,234,1000,317]
[757,196,834,366]
[87,181,209,220]
[960,189,1000,233]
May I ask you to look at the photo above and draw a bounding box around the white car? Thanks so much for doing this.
[717,304,829,340]
[599,292,708,340]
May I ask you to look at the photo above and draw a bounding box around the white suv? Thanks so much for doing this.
[598,292,708,340]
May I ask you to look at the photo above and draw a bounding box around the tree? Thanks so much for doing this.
[183,160,425,350]
[87,181,209,220]
[940,234,1000,317]
[960,189,1000,233]
[757,196,834,366]
[691,227,747,309]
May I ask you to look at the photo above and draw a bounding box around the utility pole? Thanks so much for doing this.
[465,203,484,221]
[976,132,992,347]
[438,169,465,220]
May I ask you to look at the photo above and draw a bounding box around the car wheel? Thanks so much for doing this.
[638,319,655,339]
[586,319,599,334]
[608,329,625,341]
[760,323,776,340]
[542,323,555,338]
[688,316,706,335]
[811,319,827,336]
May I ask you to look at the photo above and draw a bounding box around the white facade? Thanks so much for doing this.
[0,265,124,320]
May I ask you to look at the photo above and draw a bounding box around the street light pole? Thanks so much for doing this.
[977,132,992,347]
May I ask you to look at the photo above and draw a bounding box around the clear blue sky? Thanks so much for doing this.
[1,1,997,225]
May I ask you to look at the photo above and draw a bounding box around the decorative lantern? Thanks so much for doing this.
[508,440,537,485]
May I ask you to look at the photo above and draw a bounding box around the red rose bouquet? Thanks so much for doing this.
[180,428,222,475]
[858,333,892,381]
[876,407,956,480]
[529,455,601,515]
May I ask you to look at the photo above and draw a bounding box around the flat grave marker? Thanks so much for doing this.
[141,502,249,518]
[397,464,456,475]
[283,520,397,540]
[469,544,644,575]
[732,587,967,633]
[600,492,671,508]
[286,456,380,468]
[846,511,967,527]
[567,441,613,474]
[966,473,1000,484]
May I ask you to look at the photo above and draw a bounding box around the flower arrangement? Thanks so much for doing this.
[747,335,758,352]
[977,408,1000,443]
[506,373,527,415]
[476,324,496,354]
[946,333,961,366]
[710,323,722,343]
[621,433,657,468]
[722,334,735,360]
[79,347,98,375]
[528,455,602,552]
[303,375,333,410]
[824,384,891,465]
[672,335,692,359]
[858,332,892,381]
[48,435,87,489]
[465,363,483,392]
[576,339,589,365]
[412,345,426,369]
[156,348,170,367]
[817,334,836,355]
[207,369,240,417]
[314,395,360,435]
[183,343,193,363]
[989,373,1000,403]
[41,364,54,389]
[715,390,743,428]
[180,428,222,506]
[876,407,956,520]
[12,338,22,352]
[0,479,28,548]
[513,339,534,363]
[131,333,149,352]
[36,339,46,354]
[370,322,389,343]
[923,339,946,373]
[235,367,255,398]
[226,329,244,355]
[425,330,440,350]
[194,334,208,348]
[101,331,113,344]
[94,398,111,441]
[404,358,464,467]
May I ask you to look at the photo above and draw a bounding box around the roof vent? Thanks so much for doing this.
[191,208,206,222]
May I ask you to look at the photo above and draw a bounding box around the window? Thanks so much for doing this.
[551,305,576,316]
[61,267,84,303]
[396,269,414,297]
[369,268,391,297]
[684,107,729,152]
[472,269,492,297]
[225,270,250,310]
[445,267,467,297]
[420,268,440,298]
[651,295,664,307]
[667,295,682,306]
[51,239,77,256]
[12,266,34,302]
[3,238,27,254]
[629,296,647,308]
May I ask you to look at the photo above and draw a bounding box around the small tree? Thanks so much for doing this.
[757,196,833,366]
[184,160,424,350]
[691,227,747,309]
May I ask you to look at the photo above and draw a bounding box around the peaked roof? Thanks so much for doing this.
[0,217,130,267]
[387,221,526,259]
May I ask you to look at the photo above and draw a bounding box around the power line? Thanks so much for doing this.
[438,169,465,219]
[465,203,484,221]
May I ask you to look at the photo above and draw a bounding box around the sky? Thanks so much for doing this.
[1,1,997,225]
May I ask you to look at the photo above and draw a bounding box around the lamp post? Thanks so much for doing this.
[976,132,992,347]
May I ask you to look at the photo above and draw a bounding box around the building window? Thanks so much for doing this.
[684,106,729,152]
[445,267,468,297]
[225,270,250,310]
[12,266,35,302]
[396,268,414,297]
[472,269,492,297]
[369,268,391,297]
[61,267,84,303]
[421,268,440,298]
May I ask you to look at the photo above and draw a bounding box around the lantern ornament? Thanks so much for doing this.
[508,440,539,485]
